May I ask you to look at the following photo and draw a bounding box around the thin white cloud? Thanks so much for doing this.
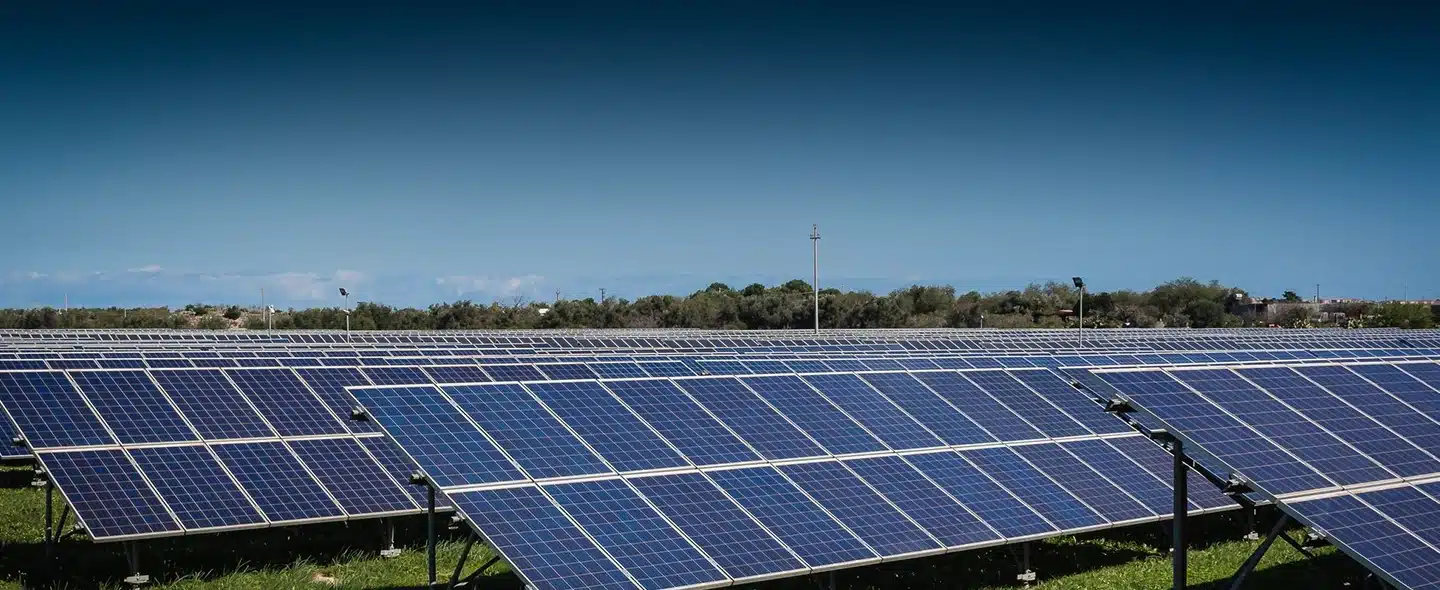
[435,274,544,298]
[128,265,163,274]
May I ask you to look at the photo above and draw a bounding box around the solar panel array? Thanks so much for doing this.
[1090,359,1440,590]
[350,368,1238,590]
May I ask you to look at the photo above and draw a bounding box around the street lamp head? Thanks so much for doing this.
[1071,277,1085,289]
[338,288,349,297]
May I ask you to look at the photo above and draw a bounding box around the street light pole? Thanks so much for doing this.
[339,288,351,341]
[1072,277,1086,348]
[811,224,820,333]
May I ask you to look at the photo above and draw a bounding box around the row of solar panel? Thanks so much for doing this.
[1091,361,1440,497]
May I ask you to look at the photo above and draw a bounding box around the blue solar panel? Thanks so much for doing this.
[1239,367,1440,478]
[483,364,546,382]
[1169,368,1393,486]
[779,461,941,556]
[858,372,996,446]
[358,436,451,510]
[128,445,266,530]
[149,370,274,440]
[0,360,48,370]
[69,371,197,444]
[629,472,806,580]
[960,447,1105,531]
[190,359,240,368]
[912,372,1043,441]
[237,358,283,367]
[820,360,868,372]
[1061,439,1180,517]
[602,379,761,466]
[444,383,611,479]
[524,381,689,472]
[146,359,195,369]
[741,360,792,374]
[1357,485,1440,549]
[47,359,99,370]
[1009,370,1133,435]
[361,367,431,387]
[226,369,347,437]
[742,376,885,455]
[897,359,941,371]
[211,442,345,523]
[40,449,180,539]
[697,360,753,375]
[674,378,826,460]
[1395,362,1440,393]
[423,365,494,384]
[931,358,974,370]
[859,358,904,371]
[1296,365,1440,457]
[639,361,696,377]
[1012,444,1153,523]
[288,437,418,515]
[902,451,1056,538]
[1095,370,1333,494]
[0,371,115,448]
[965,371,1091,438]
[844,455,1000,547]
[543,479,728,590]
[801,374,943,450]
[1290,494,1440,589]
[293,367,379,434]
[97,359,147,369]
[538,363,600,381]
[588,362,650,379]
[447,487,639,590]
[350,385,525,487]
[1102,436,1233,511]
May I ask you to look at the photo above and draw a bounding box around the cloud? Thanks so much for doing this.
[435,274,544,298]
[127,265,163,274]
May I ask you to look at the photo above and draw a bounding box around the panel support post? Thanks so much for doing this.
[427,483,438,587]
[828,570,836,590]
[123,542,150,587]
[1226,514,1292,590]
[380,518,400,558]
[1244,506,1260,541]
[44,480,54,560]
[1173,438,1187,590]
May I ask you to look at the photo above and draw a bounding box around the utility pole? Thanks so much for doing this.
[1315,283,1320,304]
[599,288,606,304]
[555,290,561,304]
[260,288,265,331]
[811,224,821,333]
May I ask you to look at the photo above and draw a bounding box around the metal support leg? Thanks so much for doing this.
[123,542,150,587]
[1173,439,1187,590]
[1015,541,1036,586]
[1244,506,1260,541]
[44,481,54,560]
[449,532,477,589]
[1226,514,1292,590]
[828,570,836,590]
[428,484,438,587]
[54,504,72,541]
[380,518,401,558]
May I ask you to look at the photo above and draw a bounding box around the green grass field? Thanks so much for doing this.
[0,462,1371,589]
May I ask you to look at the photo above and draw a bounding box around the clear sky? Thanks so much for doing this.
[2,2,1436,308]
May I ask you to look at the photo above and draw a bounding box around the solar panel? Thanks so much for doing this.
[444,383,612,479]
[959,447,1105,531]
[542,478,729,590]
[349,385,525,487]
[287,437,418,515]
[628,472,807,580]
[69,370,197,444]
[672,378,826,460]
[1009,370,1134,435]
[128,445,266,530]
[778,460,942,557]
[912,372,1043,442]
[38,449,180,539]
[964,372,1091,438]
[447,487,639,590]
[149,370,273,440]
[210,441,345,523]
[1289,494,1440,589]
[294,367,379,434]
[1295,365,1440,455]
[358,436,452,510]
[704,466,877,568]
[602,379,761,466]
[843,455,1000,548]
[1010,444,1154,523]
[537,363,601,381]
[361,367,432,387]
[801,374,942,450]
[902,450,1057,538]
[639,361,696,377]
[524,381,689,472]
[226,369,347,437]
[741,376,885,455]
[483,364,546,382]
[0,371,115,448]
[588,362,650,379]
[857,372,995,446]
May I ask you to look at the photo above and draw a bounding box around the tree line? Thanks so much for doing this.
[1,278,1434,330]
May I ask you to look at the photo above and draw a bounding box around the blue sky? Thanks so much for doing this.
[2,2,1437,308]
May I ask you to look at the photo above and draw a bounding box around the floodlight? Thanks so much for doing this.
[338,288,349,297]
[1072,277,1085,289]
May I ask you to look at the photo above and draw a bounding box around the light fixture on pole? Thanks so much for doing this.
[338,288,351,340]
[267,306,276,331]
[1072,277,1086,347]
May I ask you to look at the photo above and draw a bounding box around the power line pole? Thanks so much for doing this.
[811,224,821,333]
[599,288,606,304]
[1315,283,1320,304]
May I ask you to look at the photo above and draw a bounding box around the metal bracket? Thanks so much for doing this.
[1104,399,1134,413]
[12,435,26,448]
[1226,514,1292,590]
[350,407,370,422]
[1223,478,1254,495]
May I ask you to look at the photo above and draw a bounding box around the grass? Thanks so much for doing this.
[0,462,1371,589]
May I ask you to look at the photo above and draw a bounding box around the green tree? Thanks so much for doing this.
[1372,303,1435,329]
[1282,291,1303,303]
[223,305,244,320]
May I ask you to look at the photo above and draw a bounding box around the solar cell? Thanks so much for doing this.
[348,385,525,487]
[602,379,761,466]
[39,449,180,539]
[628,472,807,580]
[226,369,348,437]
[675,377,826,460]
[524,381,689,472]
[705,466,876,568]
[779,461,941,556]
[288,438,418,515]
[543,478,728,590]
[741,376,885,455]
[447,487,639,590]
[964,372,1091,438]
[1011,444,1154,523]
[210,441,345,523]
[128,445,266,530]
[69,370,197,444]
[911,372,1043,441]
[150,370,273,440]
[902,451,1056,538]
[444,383,612,479]
[801,374,943,450]
[0,371,115,448]
[844,455,1000,547]
[857,373,995,446]
[959,447,1105,531]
